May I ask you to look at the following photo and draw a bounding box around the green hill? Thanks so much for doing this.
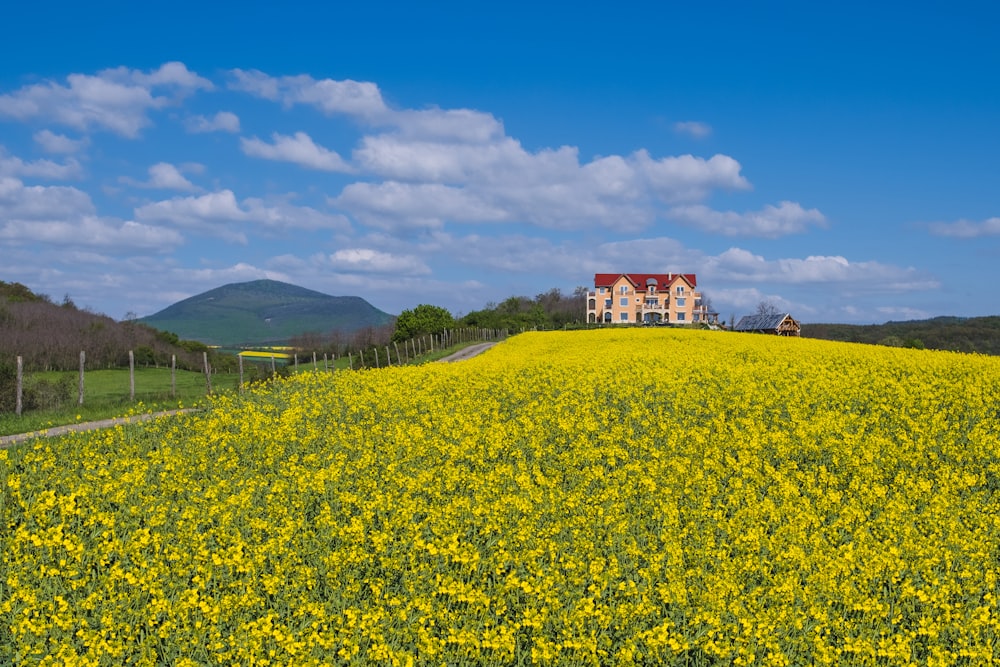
[802,316,1000,355]
[139,280,394,346]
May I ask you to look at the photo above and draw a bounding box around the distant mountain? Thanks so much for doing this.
[802,316,1000,355]
[139,280,395,346]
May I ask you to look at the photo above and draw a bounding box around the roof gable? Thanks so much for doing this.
[593,273,698,290]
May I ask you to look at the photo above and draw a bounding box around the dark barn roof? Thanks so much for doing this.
[734,313,799,333]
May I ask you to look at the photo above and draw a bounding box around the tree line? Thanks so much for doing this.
[0,281,217,373]
[801,316,1000,355]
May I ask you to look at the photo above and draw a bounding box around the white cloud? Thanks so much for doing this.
[326,248,431,275]
[228,68,757,234]
[928,217,1000,238]
[335,182,508,230]
[241,197,352,232]
[0,177,181,250]
[703,247,938,290]
[633,152,750,203]
[0,217,182,250]
[134,190,350,240]
[33,130,88,153]
[0,148,82,180]
[185,111,240,133]
[136,190,241,221]
[241,132,352,172]
[229,69,388,118]
[0,62,211,137]
[0,176,94,219]
[668,201,826,237]
[342,138,747,231]
[390,107,505,143]
[673,120,712,139]
[121,162,199,191]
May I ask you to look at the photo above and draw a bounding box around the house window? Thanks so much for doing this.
[620,285,628,294]
[677,286,685,295]
[649,286,656,294]
[677,312,686,321]
[604,312,612,322]
[620,312,629,321]
[693,313,700,322]
[605,299,612,308]
[645,298,659,306]
[599,287,605,294]
[676,298,685,307]
[620,297,629,307]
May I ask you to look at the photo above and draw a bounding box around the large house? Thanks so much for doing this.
[587,273,716,324]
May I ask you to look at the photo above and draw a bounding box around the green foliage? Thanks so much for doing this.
[803,316,1000,355]
[178,339,210,353]
[134,346,156,366]
[392,304,455,342]
[459,287,587,330]
[0,361,72,413]
[0,281,49,304]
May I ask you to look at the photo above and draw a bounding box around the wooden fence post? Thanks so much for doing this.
[171,355,176,398]
[238,354,244,394]
[203,352,212,395]
[270,355,276,377]
[129,350,135,401]
[78,350,85,406]
[359,350,365,367]
[394,341,401,365]
[373,348,380,368]
[15,356,22,417]
[313,352,317,370]
[349,353,353,370]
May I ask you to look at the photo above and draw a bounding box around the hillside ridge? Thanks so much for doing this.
[139,279,394,346]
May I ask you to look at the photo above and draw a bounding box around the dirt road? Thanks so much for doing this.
[0,409,198,448]
[437,342,497,363]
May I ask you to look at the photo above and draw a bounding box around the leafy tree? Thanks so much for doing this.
[392,304,455,342]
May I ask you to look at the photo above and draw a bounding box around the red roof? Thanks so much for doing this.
[593,273,697,290]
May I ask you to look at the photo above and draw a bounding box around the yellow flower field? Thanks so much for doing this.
[2,329,1000,665]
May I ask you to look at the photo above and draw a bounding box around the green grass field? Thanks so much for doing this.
[0,343,486,436]
[0,366,230,436]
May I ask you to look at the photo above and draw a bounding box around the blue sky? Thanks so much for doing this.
[1,1,998,323]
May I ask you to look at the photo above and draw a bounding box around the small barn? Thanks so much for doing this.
[733,313,801,336]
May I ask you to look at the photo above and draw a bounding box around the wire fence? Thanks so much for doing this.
[4,328,510,417]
